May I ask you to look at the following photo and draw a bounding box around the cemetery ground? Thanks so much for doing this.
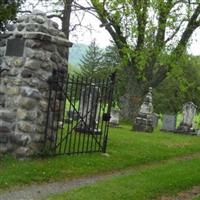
[2,123,200,199]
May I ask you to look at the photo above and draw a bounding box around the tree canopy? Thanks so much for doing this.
[90,0,200,121]
[154,56,200,114]
[0,0,22,31]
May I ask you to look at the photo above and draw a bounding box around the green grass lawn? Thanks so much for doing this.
[45,157,200,200]
[1,124,200,192]
[193,197,200,200]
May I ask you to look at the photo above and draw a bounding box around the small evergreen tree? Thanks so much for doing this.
[79,40,103,79]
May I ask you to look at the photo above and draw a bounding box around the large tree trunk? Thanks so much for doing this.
[62,0,73,60]
[119,67,148,126]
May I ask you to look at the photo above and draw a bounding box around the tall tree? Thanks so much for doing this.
[0,0,22,31]
[79,39,103,78]
[154,55,200,114]
[90,0,200,123]
[41,0,98,63]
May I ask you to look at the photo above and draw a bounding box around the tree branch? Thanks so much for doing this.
[174,3,200,53]
[135,0,148,50]
[165,19,186,44]
[91,0,127,51]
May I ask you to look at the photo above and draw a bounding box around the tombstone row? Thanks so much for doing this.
[108,87,199,135]
[161,102,197,134]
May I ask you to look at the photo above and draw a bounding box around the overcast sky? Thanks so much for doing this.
[70,15,200,56]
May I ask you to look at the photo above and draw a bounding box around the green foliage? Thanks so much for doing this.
[78,39,104,78]
[0,0,22,31]
[78,40,119,79]
[68,63,80,74]
[91,0,200,120]
[154,56,200,114]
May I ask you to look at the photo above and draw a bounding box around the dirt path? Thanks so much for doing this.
[1,152,200,200]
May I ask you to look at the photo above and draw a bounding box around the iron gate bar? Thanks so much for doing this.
[86,79,97,152]
[69,75,80,154]
[58,74,69,154]
[81,77,92,153]
[63,75,75,154]
[54,72,66,151]
[98,78,109,152]
[50,71,59,150]
[103,73,116,152]
[44,71,115,155]
[44,75,53,149]
[71,76,80,154]
[89,78,101,152]
[65,75,75,154]
[95,77,107,152]
[71,77,83,152]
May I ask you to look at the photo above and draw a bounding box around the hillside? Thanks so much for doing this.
[68,43,88,67]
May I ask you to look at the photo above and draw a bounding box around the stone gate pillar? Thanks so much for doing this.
[0,11,72,157]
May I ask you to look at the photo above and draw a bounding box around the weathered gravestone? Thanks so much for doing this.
[0,11,72,157]
[110,108,120,127]
[76,84,100,134]
[176,102,197,133]
[134,87,154,132]
[161,114,177,132]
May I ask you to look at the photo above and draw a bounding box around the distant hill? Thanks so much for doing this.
[68,43,88,68]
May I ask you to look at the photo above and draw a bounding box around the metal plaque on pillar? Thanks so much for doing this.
[5,38,25,57]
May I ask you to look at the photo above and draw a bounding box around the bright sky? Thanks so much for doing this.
[22,0,200,55]
[69,10,200,55]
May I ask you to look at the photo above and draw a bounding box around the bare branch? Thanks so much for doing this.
[165,19,186,44]
[175,3,200,53]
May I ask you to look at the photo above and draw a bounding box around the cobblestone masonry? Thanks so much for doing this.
[0,10,72,157]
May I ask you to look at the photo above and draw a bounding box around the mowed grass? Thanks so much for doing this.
[1,124,200,191]
[45,157,200,200]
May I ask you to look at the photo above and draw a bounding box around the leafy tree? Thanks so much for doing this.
[154,56,200,114]
[101,43,125,106]
[90,0,200,123]
[79,39,103,78]
[0,0,22,31]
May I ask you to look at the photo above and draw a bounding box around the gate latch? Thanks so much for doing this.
[102,113,111,122]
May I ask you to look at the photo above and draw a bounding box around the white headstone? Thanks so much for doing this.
[139,87,153,115]
[110,108,120,126]
[79,84,100,130]
[161,114,176,131]
[181,102,197,126]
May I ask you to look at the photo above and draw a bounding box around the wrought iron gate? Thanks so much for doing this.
[44,69,115,155]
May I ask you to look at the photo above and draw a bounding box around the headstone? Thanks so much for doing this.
[134,87,154,132]
[161,114,177,132]
[196,129,200,136]
[176,102,197,133]
[110,108,120,127]
[76,84,100,134]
